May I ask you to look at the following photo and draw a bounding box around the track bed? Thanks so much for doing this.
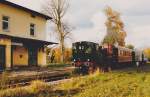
[0,67,74,88]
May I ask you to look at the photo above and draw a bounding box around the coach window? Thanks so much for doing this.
[123,51,125,56]
[2,16,9,32]
[82,46,84,49]
[121,51,123,55]
[73,45,76,50]
[119,50,121,56]
[120,50,122,55]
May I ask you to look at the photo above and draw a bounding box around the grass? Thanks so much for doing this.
[57,68,150,97]
[1,66,150,97]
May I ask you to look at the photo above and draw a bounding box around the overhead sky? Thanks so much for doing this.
[8,0,150,48]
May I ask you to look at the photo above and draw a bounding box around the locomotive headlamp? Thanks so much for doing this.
[79,46,82,50]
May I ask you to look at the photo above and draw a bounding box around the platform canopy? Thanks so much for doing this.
[0,34,58,46]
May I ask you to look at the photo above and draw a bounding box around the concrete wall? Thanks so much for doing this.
[0,37,11,69]
[38,49,47,67]
[0,3,47,41]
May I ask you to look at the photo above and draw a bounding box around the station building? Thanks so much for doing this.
[0,0,56,70]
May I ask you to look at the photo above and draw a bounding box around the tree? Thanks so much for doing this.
[103,6,126,46]
[64,48,72,63]
[47,47,72,63]
[43,0,72,63]
[46,45,57,64]
[144,48,150,61]
[126,44,134,50]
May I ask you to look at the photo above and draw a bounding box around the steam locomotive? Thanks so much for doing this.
[72,41,146,72]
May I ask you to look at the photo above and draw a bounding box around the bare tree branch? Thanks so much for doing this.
[42,0,73,63]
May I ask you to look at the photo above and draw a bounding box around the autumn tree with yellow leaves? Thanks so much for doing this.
[144,48,150,61]
[46,47,72,64]
[103,6,126,46]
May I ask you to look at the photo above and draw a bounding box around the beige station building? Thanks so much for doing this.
[0,0,56,71]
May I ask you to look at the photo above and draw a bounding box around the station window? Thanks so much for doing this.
[2,16,9,31]
[30,23,35,36]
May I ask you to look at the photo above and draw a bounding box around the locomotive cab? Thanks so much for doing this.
[72,41,99,66]
[72,41,100,73]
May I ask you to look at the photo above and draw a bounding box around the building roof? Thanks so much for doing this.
[0,0,52,20]
[0,34,58,45]
[73,41,99,45]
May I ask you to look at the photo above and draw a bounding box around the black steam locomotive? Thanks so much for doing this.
[72,41,145,72]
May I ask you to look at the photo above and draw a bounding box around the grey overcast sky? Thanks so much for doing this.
[8,0,150,48]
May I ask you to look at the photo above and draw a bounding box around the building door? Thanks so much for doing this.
[0,46,5,71]
[28,48,37,66]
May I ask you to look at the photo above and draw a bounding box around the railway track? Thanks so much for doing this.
[0,67,74,89]
[6,73,70,88]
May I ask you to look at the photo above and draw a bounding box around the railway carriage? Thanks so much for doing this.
[134,50,146,65]
[117,46,133,63]
[99,44,135,68]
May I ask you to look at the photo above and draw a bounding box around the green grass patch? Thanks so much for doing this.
[56,70,150,97]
